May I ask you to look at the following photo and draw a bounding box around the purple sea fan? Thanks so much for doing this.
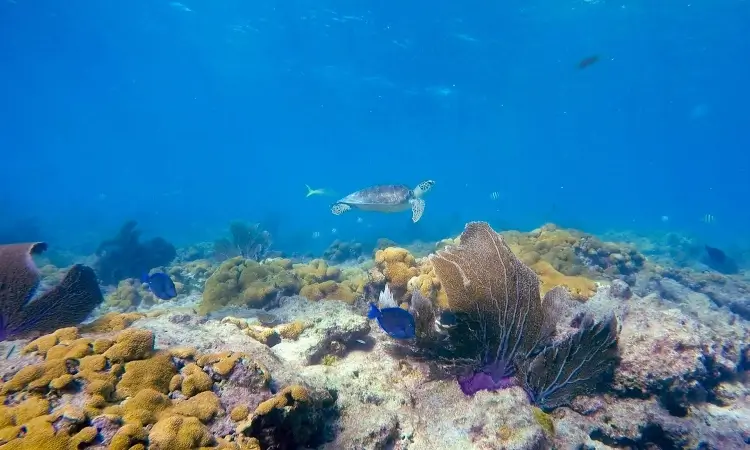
[405,221,619,410]
[0,242,104,340]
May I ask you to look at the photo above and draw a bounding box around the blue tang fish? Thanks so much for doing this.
[140,272,177,300]
[367,302,415,339]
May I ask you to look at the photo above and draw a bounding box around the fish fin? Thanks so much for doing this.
[367,303,380,319]
[410,198,425,222]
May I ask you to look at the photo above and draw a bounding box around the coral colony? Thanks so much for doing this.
[0,220,748,449]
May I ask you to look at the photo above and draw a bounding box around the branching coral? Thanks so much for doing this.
[213,221,272,262]
[0,242,103,341]
[94,221,176,285]
[397,222,619,411]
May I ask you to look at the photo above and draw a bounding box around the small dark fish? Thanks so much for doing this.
[256,311,279,326]
[5,344,15,359]
[704,245,726,264]
[577,55,600,69]
[367,302,415,339]
[141,272,177,300]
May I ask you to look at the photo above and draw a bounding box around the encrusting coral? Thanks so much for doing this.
[390,221,620,411]
[0,242,104,341]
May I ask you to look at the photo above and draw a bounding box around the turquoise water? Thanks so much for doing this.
[2,0,748,252]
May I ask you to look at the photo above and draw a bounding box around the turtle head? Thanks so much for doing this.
[413,180,435,198]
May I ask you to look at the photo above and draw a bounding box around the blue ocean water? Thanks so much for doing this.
[2,0,749,254]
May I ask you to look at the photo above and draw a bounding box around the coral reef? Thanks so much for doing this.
[200,257,368,314]
[105,278,160,310]
[94,221,176,286]
[322,239,363,263]
[374,247,419,301]
[0,324,335,449]
[2,275,746,450]
[2,220,749,449]
[199,258,300,315]
[0,242,103,341]
[213,221,272,262]
[166,259,215,294]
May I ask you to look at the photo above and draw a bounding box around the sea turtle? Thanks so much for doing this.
[331,180,435,223]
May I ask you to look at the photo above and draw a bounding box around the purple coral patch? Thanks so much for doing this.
[457,360,516,396]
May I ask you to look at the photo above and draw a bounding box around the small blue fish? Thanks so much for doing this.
[367,302,415,339]
[140,272,177,300]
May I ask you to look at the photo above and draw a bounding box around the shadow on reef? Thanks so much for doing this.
[0,242,104,340]
[94,221,176,285]
[385,221,620,411]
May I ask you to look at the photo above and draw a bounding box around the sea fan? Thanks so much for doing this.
[396,222,620,410]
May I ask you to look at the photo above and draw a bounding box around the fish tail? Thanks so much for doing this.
[366,303,380,319]
[305,185,316,197]
[140,272,150,284]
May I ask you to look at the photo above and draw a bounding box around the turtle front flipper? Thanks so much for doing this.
[331,203,351,215]
[410,198,425,222]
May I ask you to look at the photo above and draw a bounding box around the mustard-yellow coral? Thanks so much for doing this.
[81,312,145,333]
[276,321,308,340]
[115,352,176,399]
[180,363,213,397]
[375,247,418,297]
[200,257,301,314]
[293,259,340,284]
[149,415,214,449]
[103,328,154,363]
[531,260,596,300]
[105,278,158,310]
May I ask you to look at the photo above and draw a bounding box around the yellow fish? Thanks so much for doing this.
[305,185,331,198]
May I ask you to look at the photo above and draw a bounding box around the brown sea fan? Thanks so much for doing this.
[401,221,619,409]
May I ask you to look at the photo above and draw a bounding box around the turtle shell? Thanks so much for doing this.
[338,185,412,206]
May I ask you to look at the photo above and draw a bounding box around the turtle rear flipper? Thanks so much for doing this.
[331,203,351,215]
[410,198,425,222]
[413,180,435,198]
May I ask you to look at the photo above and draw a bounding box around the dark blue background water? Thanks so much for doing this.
[2,0,748,254]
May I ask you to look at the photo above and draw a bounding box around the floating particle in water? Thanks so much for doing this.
[312,231,321,239]
[490,191,500,200]
[661,215,669,222]
[331,228,338,234]
[356,217,364,224]
[702,214,716,223]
